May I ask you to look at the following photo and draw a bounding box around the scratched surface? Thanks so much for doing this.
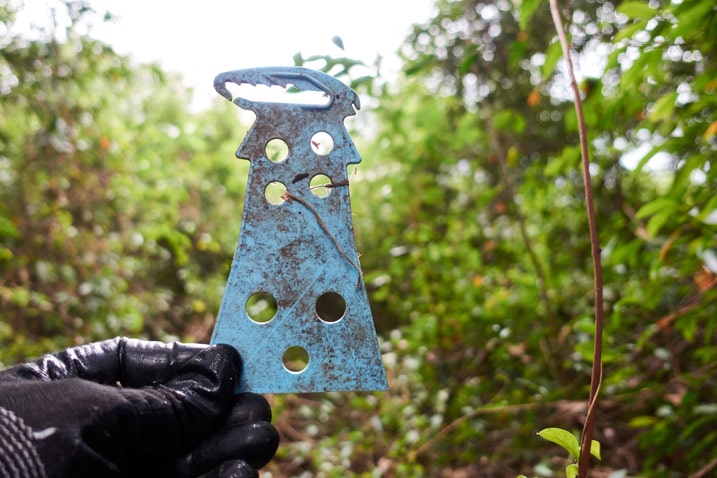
[211,67,388,393]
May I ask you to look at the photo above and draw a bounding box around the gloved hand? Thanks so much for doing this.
[0,337,279,478]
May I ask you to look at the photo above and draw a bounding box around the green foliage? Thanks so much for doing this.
[537,428,581,462]
[532,427,600,477]
[1,0,715,477]
[269,0,715,476]
[0,1,250,364]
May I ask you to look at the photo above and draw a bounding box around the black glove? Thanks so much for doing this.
[0,337,279,478]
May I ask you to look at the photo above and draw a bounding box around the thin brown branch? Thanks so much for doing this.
[409,400,582,462]
[486,122,562,382]
[281,190,363,286]
[549,1,605,477]
[693,456,717,478]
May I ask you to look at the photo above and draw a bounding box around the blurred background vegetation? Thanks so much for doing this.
[1,0,715,476]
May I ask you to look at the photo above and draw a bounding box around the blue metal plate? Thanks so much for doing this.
[210,67,388,393]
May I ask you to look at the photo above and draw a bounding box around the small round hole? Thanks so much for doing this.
[283,346,309,373]
[309,174,332,198]
[310,131,334,155]
[245,292,277,323]
[264,181,286,205]
[316,291,346,323]
[265,138,289,162]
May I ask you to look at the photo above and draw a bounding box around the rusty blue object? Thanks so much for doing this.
[210,67,388,393]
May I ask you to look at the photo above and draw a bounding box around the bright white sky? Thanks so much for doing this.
[88,0,434,108]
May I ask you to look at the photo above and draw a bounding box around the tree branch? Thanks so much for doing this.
[548,1,605,477]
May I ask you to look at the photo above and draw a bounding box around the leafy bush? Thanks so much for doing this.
[1,0,715,476]
[0,2,250,364]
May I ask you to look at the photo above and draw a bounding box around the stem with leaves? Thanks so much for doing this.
[548,1,605,477]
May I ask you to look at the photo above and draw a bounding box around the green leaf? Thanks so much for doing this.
[633,144,662,173]
[542,41,563,80]
[404,54,438,76]
[646,211,672,237]
[517,0,543,30]
[590,440,601,460]
[629,415,657,428]
[546,145,580,176]
[617,2,655,19]
[695,196,717,224]
[509,40,528,69]
[619,49,661,91]
[9,287,30,307]
[635,198,679,219]
[537,428,580,460]
[459,49,480,75]
[649,92,678,123]
[614,20,648,42]
[331,35,345,51]
[350,75,374,90]
[566,464,578,478]
[493,109,526,134]
[694,404,717,415]
[292,52,304,67]
[672,154,704,191]
[671,0,714,40]
[0,214,19,239]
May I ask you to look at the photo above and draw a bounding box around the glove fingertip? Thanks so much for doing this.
[207,459,259,478]
[228,393,272,424]
[183,421,279,475]
[241,421,280,469]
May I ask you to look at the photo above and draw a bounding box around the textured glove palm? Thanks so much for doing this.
[0,338,278,478]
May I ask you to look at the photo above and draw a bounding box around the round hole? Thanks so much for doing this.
[316,291,346,323]
[265,138,289,162]
[309,174,332,198]
[245,292,277,323]
[310,131,334,156]
[264,181,286,205]
[283,346,309,373]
